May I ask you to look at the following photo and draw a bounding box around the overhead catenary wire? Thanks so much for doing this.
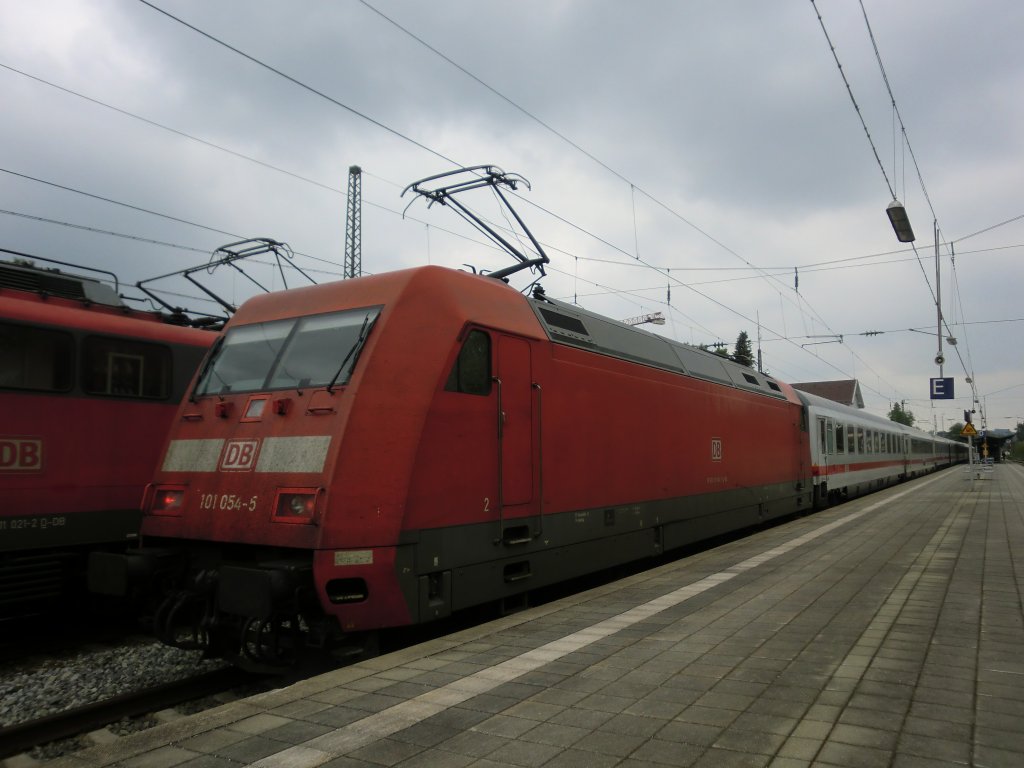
[0,62,347,198]
[810,0,986,399]
[809,0,895,200]
[355,0,907,397]
[12,1,999,415]
[24,2,881,403]
[858,0,938,222]
[135,0,462,171]
[857,0,975,383]
[129,0,925,391]
[811,0,940,307]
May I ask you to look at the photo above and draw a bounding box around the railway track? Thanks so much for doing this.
[0,515,807,765]
[0,667,253,761]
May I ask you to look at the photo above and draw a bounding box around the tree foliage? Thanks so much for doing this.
[733,331,754,368]
[1011,441,1024,462]
[888,402,915,426]
[698,332,755,368]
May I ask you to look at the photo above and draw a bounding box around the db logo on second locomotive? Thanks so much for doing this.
[219,438,261,471]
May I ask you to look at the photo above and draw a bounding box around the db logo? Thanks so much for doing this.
[219,439,261,471]
[711,438,723,462]
[0,438,42,472]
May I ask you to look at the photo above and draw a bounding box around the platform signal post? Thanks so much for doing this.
[961,411,978,487]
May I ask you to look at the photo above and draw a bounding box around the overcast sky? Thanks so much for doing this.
[3,0,1022,431]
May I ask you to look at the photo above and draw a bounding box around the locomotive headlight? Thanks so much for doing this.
[273,488,320,524]
[149,486,185,516]
[287,495,311,515]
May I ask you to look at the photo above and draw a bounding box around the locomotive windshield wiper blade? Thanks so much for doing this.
[189,335,225,401]
[326,313,376,393]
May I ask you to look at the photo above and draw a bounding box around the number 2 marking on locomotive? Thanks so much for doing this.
[483,497,490,512]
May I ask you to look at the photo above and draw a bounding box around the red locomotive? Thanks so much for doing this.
[88,261,961,665]
[89,170,966,665]
[0,254,214,616]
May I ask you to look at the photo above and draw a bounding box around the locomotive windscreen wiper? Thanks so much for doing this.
[189,335,225,401]
[326,313,377,393]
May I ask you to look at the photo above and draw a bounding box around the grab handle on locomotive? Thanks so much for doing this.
[493,375,505,544]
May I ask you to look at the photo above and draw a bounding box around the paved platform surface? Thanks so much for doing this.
[48,464,1024,768]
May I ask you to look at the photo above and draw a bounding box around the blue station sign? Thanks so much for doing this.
[930,377,954,400]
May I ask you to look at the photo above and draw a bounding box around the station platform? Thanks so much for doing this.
[49,463,1024,768]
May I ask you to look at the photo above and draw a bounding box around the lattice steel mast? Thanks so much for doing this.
[344,165,362,278]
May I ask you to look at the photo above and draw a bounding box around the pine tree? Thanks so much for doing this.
[733,331,754,368]
[888,402,915,426]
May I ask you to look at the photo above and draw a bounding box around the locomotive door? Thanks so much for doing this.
[495,335,538,542]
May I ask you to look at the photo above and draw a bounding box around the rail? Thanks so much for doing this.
[0,667,250,760]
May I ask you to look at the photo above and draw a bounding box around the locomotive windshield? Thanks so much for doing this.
[194,306,381,395]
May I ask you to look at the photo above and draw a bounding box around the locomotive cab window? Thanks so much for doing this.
[445,329,491,396]
[0,322,73,392]
[195,307,381,395]
[83,336,171,399]
[268,310,379,390]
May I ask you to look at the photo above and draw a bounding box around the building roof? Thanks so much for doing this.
[791,379,865,409]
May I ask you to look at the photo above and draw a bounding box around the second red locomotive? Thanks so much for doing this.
[1,256,214,616]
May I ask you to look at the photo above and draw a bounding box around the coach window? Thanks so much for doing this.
[835,423,846,455]
[445,329,491,396]
[846,424,855,454]
[856,427,865,454]
[0,322,73,392]
[826,419,836,454]
[83,336,170,399]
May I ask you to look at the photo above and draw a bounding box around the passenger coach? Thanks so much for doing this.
[801,389,968,507]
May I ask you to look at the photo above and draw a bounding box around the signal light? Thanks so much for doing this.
[273,489,319,524]
[150,487,184,516]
